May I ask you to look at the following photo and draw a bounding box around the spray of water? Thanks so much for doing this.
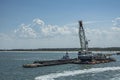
[35,67,120,80]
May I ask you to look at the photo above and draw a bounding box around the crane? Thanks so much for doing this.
[78,20,92,61]
[78,21,88,52]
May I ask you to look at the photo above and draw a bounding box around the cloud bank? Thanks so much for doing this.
[14,17,120,39]
[0,17,120,48]
[14,18,78,38]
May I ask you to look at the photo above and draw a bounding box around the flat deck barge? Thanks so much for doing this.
[23,57,115,68]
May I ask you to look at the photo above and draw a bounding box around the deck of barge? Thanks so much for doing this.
[23,58,77,68]
[23,57,115,68]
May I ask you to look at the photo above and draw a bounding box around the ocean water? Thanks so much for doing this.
[0,51,120,80]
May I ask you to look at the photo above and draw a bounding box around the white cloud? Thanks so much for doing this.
[33,18,45,26]
[42,25,75,35]
[14,24,37,38]
[112,17,120,27]
[14,18,78,38]
[112,27,120,31]
[85,28,120,47]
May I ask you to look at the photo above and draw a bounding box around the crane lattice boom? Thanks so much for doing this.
[79,21,88,52]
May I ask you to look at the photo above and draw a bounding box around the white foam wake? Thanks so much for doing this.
[35,67,120,80]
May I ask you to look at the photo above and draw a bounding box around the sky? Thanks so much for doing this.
[0,0,120,49]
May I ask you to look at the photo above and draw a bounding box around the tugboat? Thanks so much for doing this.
[62,52,70,60]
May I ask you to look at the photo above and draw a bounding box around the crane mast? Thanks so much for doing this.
[79,21,88,52]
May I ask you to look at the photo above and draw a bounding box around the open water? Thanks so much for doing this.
[0,51,120,80]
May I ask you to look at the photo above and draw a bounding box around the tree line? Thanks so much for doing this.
[0,47,120,51]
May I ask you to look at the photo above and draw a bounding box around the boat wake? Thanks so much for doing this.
[35,66,120,80]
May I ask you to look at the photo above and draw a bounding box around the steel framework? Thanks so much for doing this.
[79,21,88,52]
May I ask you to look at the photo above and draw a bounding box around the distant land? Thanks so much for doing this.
[0,47,120,51]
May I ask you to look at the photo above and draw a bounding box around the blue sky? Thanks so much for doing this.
[0,0,120,49]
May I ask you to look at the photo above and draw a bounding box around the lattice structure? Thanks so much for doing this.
[79,21,88,52]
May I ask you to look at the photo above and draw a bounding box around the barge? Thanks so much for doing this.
[23,52,115,68]
[23,58,115,68]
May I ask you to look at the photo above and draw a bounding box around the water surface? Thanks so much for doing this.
[0,51,120,80]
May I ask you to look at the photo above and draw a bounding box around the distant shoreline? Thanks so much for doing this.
[0,47,120,51]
